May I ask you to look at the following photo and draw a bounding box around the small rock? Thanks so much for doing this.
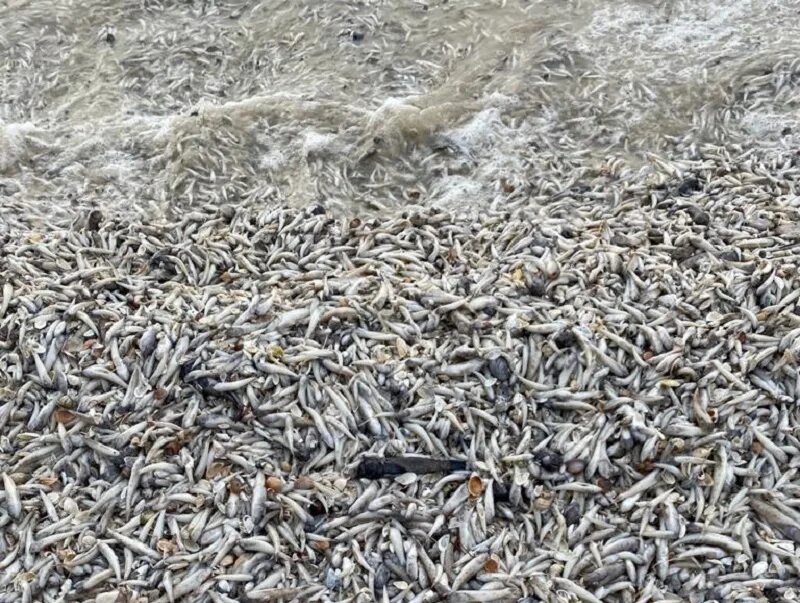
[564,502,581,525]
[533,449,563,472]
[685,205,710,226]
[669,244,694,262]
[718,248,740,262]
[553,329,575,348]
[566,459,585,475]
[220,204,235,220]
[325,568,341,590]
[85,209,104,231]
[528,276,547,297]
[678,177,701,196]
[487,355,512,381]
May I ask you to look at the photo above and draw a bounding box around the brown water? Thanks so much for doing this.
[1,0,799,220]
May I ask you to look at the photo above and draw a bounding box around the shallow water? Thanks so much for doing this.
[1,0,799,220]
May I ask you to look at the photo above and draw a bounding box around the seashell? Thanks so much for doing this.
[468,474,484,498]
[265,476,284,492]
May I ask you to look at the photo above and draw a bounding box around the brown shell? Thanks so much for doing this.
[311,538,330,552]
[265,476,284,492]
[205,462,230,479]
[294,476,315,490]
[164,439,183,456]
[227,477,245,495]
[54,409,76,424]
[468,475,484,498]
[157,539,177,555]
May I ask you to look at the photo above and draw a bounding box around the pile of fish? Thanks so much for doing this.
[3,145,800,603]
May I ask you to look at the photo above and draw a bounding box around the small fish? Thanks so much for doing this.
[1,473,21,519]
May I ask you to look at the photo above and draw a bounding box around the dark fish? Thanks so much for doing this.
[355,455,467,479]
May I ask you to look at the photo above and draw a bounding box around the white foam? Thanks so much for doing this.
[578,0,789,75]
[740,110,797,138]
[301,130,338,157]
[447,108,507,152]
[0,120,36,172]
[430,175,484,210]
[260,149,287,172]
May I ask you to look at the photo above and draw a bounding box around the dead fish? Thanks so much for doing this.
[356,456,468,479]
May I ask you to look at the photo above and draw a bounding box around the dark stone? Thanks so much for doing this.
[669,245,694,262]
[351,31,364,42]
[86,209,104,231]
[308,499,326,516]
[553,329,575,348]
[487,355,512,381]
[678,177,701,196]
[383,377,409,402]
[372,563,389,595]
[564,502,581,525]
[492,481,510,502]
[528,277,547,297]
[409,213,426,227]
[718,248,740,262]
[533,449,563,472]
[685,205,710,226]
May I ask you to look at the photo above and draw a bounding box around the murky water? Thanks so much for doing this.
[1,0,799,220]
